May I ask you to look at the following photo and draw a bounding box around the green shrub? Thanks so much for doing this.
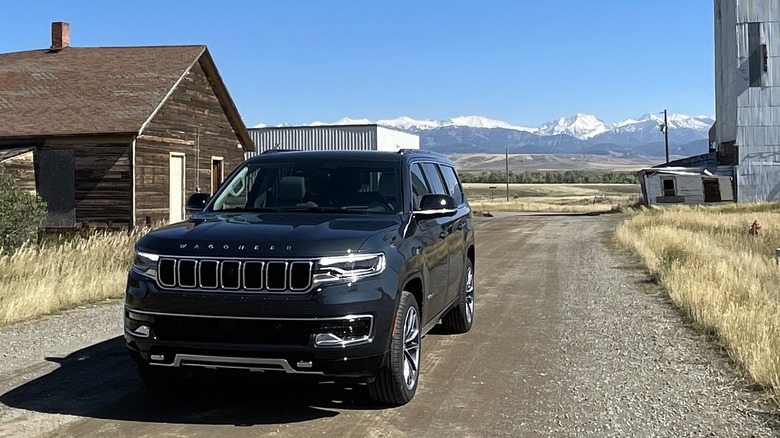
[0,167,46,254]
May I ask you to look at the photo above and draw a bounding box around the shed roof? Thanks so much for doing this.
[0,45,253,150]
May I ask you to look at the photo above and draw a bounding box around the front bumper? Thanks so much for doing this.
[124,270,397,379]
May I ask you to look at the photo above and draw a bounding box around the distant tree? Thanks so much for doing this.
[0,167,46,254]
[457,169,638,185]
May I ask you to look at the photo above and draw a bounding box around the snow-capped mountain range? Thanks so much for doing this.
[377,113,713,140]
[253,113,715,157]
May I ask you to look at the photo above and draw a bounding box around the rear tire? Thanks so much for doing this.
[442,258,475,334]
[368,291,421,406]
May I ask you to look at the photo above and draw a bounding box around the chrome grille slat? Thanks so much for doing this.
[158,258,176,287]
[289,261,313,291]
[156,258,313,293]
[243,261,264,290]
[199,260,219,289]
[178,260,197,288]
[265,261,288,291]
[221,261,241,290]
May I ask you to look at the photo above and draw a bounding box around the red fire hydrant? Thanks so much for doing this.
[749,220,762,236]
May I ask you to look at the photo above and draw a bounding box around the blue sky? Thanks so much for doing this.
[1,1,715,127]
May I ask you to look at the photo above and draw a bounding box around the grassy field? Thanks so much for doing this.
[0,229,143,325]
[449,153,661,172]
[617,203,780,398]
[464,183,642,213]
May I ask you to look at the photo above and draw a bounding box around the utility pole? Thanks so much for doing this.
[663,109,670,164]
[505,147,510,202]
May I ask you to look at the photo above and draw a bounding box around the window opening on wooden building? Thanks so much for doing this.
[662,177,676,197]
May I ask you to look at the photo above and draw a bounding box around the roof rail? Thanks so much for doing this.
[261,148,300,154]
[396,148,447,158]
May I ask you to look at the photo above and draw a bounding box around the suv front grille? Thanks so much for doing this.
[157,258,314,293]
[151,314,374,346]
[154,315,317,345]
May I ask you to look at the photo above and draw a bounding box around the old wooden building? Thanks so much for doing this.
[0,22,253,228]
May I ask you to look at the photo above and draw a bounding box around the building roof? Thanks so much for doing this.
[653,152,718,169]
[0,45,253,150]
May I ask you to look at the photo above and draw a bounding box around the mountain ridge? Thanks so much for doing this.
[252,113,714,157]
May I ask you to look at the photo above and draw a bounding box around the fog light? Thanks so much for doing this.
[125,315,152,338]
[315,333,345,346]
[313,316,373,347]
[129,325,150,338]
[125,324,151,338]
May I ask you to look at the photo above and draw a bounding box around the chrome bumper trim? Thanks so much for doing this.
[151,354,324,375]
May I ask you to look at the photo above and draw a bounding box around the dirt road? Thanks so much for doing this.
[0,214,777,437]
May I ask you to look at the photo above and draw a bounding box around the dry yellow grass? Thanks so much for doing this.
[0,229,145,326]
[617,204,780,395]
[464,183,641,213]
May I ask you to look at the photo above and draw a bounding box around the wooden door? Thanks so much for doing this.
[211,158,224,194]
[703,179,721,202]
[169,154,184,223]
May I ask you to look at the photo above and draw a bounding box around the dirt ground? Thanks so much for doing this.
[0,213,777,437]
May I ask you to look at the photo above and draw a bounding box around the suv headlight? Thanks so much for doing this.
[314,253,385,284]
[132,250,160,279]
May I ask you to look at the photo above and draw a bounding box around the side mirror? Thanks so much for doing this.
[416,194,458,218]
[186,193,210,213]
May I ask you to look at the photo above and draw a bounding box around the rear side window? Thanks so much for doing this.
[421,163,447,195]
[439,165,464,205]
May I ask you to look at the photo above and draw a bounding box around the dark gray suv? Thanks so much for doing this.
[124,149,476,405]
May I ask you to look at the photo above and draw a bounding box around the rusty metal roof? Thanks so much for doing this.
[0,45,254,150]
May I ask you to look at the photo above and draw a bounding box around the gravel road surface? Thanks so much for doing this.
[0,213,777,437]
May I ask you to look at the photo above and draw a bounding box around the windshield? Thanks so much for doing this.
[208,158,401,214]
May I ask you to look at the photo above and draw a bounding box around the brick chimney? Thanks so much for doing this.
[51,21,70,50]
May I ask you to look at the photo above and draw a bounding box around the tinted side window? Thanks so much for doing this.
[410,163,431,209]
[421,163,447,195]
[439,165,464,205]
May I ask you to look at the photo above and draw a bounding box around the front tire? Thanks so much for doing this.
[368,291,421,405]
[442,258,475,334]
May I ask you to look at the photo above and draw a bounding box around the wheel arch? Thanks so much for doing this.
[401,275,424,317]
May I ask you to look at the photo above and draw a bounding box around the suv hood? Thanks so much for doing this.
[137,213,403,258]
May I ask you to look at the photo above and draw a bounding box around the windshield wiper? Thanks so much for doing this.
[278,207,361,214]
[210,207,279,213]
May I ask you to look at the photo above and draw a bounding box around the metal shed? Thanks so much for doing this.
[638,167,734,206]
[246,124,419,157]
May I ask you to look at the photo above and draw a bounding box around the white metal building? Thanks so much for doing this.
[246,124,419,158]
[714,0,780,202]
[638,167,735,206]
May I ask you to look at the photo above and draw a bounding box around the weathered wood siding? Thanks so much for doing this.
[41,140,132,226]
[135,59,246,225]
[1,150,36,194]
